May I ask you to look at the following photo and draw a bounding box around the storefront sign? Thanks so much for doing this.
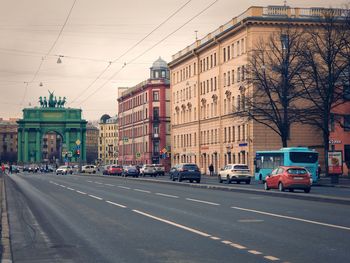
[328,151,343,174]
[329,139,342,144]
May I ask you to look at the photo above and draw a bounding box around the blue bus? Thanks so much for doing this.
[255,147,319,183]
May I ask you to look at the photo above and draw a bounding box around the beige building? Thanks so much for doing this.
[86,122,99,164]
[0,118,18,163]
[98,115,118,165]
[169,6,328,174]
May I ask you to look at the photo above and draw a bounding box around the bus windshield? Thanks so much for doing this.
[289,152,318,163]
[256,153,284,170]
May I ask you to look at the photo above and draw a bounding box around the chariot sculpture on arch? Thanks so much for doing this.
[39,91,67,108]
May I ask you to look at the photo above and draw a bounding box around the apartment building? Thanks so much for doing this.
[86,122,99,164]
[98,115,118,165]
[0,118,18,163]
[169,6,330,174]
[118,57,171,170]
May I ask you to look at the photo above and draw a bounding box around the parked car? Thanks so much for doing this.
[218,164,252,184]
[107,165,123,176]
[122,166,139,177]
[140,164,157,177]
[169,163,201,183]
[102,165,110,175]
[56,165,73,175]
[153,164,165,176]
[81,165,97,174]
[28,165,39,173]
[11,165,20,173]
[264,166,311,193]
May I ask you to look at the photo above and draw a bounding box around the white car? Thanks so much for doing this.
[56,165,73,175]
[218,164,252,184]
[81,165,97,174]
[140,164,157,177]
[153,164,165,175]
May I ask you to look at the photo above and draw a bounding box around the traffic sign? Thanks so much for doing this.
[67,151,73,158]
[136,152,141,158]
[123,137,129,143]
[76,139,81,145]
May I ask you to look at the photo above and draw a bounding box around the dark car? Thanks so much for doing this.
[123,166,139,177]
[102,165,110,175]
[169,163,201,183]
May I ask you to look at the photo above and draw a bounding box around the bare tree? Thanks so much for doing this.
[297,9,350,176]
[241,26,306,147]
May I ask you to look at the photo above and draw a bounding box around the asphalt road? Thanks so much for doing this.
[5,172,350,263]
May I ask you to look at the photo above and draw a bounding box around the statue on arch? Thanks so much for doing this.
[57,96,62,107]
[61,97,66,108]
[43,97,48,107]
[39,96,43,107]
[48,90,55,107]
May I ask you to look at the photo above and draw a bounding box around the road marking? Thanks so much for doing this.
[88,194,103,200]
[186,198,220,206]
[59,185,66,188]
[67,187,75,191]
[134,189,151,193]
[238,219,264,223]
[105,184,115,186]
[264,255,280,261]
[232,206,350,231]
[95,182,103,185]
[106,200,127,208]
[76,190,86,195]
[133,210,211,237]
[155,193,179,198]
[230,243,246,249]
[221,240,232,245]
[248,250,262,255]
[118,186,131,190]
[87,180,93,183]
[210,236,221,240]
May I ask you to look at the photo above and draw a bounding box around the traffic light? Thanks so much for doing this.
[76,149,80,156]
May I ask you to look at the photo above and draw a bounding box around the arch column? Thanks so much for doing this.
[24,129,29,162]
[35,129,41,162]
[65,128,70,150]
[18,129,22,162]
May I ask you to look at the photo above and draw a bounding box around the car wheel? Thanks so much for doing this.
[278,182,285,192]
[196,179,201,183]
[289,189,294,192]
[189,179,193,183]
[226,175,230,184]
[236,180,241,184]
[264,181,270,190]
[304,188,311,193]
[218,175,223,183]
[245,180,251,184]
[177,175,182,182]
[172,176,176,182]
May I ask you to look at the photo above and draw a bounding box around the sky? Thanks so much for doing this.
[0,0,346,122]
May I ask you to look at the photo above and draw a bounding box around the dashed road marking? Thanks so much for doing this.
[76,190,87,195]
[106,200,127,208]
[210,236,221,240]
[59,185,66,188]
[264,256,280,261]
[133,209,211,237]
[232,206,350,231]
[134,189,151,193]
[248,250,262,255]
[67,187,75,191]
[95,182,103,185]
[221,240,232,245]
[88,194,103,200]
[230,243,246,249]
[87,180,93,183]
[186,198,220,206]
[105,184,115,186]
[155,193,179,198]
[118,186,131,190]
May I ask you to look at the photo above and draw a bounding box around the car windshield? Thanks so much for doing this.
[233,165,249,170]
[183,164,198,169]
[287,168,307,174]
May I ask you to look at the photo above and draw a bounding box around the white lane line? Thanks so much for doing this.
[76,190,87,195]
[155,193,179,198]
[95,182,103,185]
[88,194,103,200]
[59,185,66,188]
[105,184,115,186]
[264,255,280,261]
[248,250,262,255]
[230,243,246,249]
[87,180,93,183]
[232,206,350,231]
[106,200,127,208]
[221,240,232,245]
[210,236,221,240]
[67,187,75,191]
[133,210,211,237]
[118,186,131,190]
[134,189,151,193]
[186,198,220,206]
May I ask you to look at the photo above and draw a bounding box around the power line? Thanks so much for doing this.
[69,0,192,106]
[77,0,219,106]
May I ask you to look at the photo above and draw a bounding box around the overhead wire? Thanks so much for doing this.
[69,0,192,105]
[77,0,219,106]
[19,0,77,105]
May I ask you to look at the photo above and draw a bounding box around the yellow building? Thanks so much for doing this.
[98,115,118,165]
[169,6,329,174]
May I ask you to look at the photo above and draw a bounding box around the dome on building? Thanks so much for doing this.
[151,57,168,70]
[100,114,111,124]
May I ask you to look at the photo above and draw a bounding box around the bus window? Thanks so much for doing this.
[260,153,284,169]
[289,152,318,163]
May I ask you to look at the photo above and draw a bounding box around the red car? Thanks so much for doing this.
[107,165,123,176]
[264,166,311,193]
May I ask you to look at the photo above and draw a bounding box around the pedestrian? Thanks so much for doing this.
[209,163,214,176]
[9,164,12,174]
[1,163,5,175]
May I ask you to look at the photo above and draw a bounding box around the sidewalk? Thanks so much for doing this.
[317,176,350,188]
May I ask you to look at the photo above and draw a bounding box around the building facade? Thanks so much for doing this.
[0,118,18,163]
[98,115,118,165]
[86,122,99,164]
[118,57,171,170]
[169,6,329,174]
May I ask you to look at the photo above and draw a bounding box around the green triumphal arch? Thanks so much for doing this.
[17,91,87,164]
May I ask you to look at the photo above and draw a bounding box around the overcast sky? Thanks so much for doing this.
[0,0,346,122]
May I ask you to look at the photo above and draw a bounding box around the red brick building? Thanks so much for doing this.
[118,57,171,171]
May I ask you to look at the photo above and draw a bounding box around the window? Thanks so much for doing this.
[227,46,231,60]
[232,70,235,84]
[223,48,226,62]
[237,67,241,82]
[344,82,350,100]
[330,113,335,132]
[289,152,318,163]
[345,115,350,131]
[153,91,159,101]
[214,53,217,66]
[224,73,226,87]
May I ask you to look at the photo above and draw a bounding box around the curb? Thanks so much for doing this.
[1,175,12,263]
[82,173,350,206]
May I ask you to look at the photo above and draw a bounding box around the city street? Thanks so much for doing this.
[5,172,350,263]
